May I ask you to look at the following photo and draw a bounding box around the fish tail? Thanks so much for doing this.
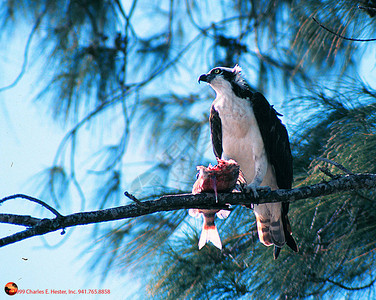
[198,223,222,250]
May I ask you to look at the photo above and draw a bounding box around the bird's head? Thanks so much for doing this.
[198,64,245,95]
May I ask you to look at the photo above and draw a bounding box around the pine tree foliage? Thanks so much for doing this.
[1,0,376,299]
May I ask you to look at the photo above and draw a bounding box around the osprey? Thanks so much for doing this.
[198,65,298,259]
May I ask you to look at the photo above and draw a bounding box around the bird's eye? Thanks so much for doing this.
[212,68,222,74]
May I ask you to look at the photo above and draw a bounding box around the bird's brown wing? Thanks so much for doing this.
[209,105,223,159]
[251,92,297,255]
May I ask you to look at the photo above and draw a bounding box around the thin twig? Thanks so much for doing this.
[358,5,376,13]
[318,166,337,179]
[317,199,349,236]
[310,198,321,230]
[0,5,49,92]
[124,191,146,207]
[321,277,376,291]
[316,157,353,175]
[0,194,63,218]
[312,17,376,42]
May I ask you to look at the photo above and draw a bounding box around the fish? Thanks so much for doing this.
[189,158,242,249]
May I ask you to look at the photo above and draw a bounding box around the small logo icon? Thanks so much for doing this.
[4,282,18,296]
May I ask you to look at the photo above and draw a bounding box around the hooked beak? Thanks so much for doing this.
[198,73,209,84]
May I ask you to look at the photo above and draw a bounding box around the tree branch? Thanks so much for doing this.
[0,194,63,218]
[312,17,376,42]
[316,157,353,175]
[317,277,376,291]
[0,214,41,227]
[1,173,375,248]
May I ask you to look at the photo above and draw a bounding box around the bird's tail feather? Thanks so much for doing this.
[255,218,285,247]
[198,225,222,250]
[274,215,298,259]
[269,219,285,247]
[274,246,281,259]
[254,203,297,258]
[255,204,285,247]
[255,214,273,246]
[283,215,298,252]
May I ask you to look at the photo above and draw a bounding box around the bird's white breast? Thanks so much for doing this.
[213,89,277,188]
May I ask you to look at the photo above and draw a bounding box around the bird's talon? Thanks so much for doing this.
[245,184,259,198]
[244,184,271,198]
[233,183,246,193]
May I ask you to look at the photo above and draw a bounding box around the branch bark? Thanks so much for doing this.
[1,173,375,248]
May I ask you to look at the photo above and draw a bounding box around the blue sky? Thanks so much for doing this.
[0,99,138,299]
[0,31,141,299]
